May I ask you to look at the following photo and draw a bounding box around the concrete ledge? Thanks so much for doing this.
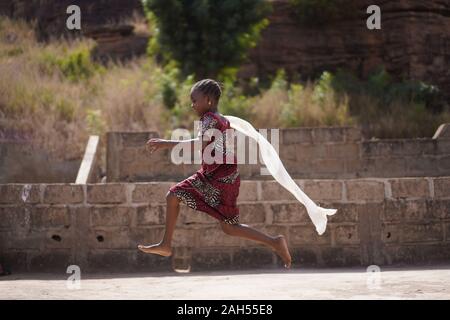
[106,124,450,182]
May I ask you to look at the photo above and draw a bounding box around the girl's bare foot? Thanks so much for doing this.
[137,242,172,257]
[272,235,292,269]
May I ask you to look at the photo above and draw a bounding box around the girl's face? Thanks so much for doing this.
[190,89,212,116]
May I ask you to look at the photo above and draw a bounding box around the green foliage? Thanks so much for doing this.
[39,46,104,81]
[279,70,355,127]
[142,0,272,79]
[160,62,181,109]
[148,62,197,131]
[155,61,256,131]
[57,48,105,81]
[331,67,442,112]
[0,47,24,57]
[55,98,75,121]
[270,69,289,91]
[312,70,333,103]
[85,108,106,134]
[327,67,449,138]
[217,79,254,119]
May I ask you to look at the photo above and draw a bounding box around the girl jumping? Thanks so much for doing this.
[138,79,292,269]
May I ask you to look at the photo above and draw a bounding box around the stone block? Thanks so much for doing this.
[433,177,450,198]
[29,250,73,272]
[0,184,40,204]
[389,178,430,199]
[289,225,331,245]
[132,182,173,203]
[238,203,265,224]
[197,227,241,247]
[31,206,70,229]
[335,224,360,245]
[87,184,126,204]
[191,249,232,271]
[320,247,361,267]
[271,203,308,224]
[90,205,134,226]
[236,181,258,202]
[261,180,296,201]
[136,204,164,225]
[345,180,385,202]
[0,206,27,230]
[43,184,83,204]
[303,180,343,201]
[402,223,443,243]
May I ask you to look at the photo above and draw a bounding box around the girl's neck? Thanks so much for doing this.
[204,107,218,115]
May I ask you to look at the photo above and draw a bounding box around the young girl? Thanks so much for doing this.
[138,79,292,269]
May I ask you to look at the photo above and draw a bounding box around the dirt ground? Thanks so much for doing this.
[1,265,449,300]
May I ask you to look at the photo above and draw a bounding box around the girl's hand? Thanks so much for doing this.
[146,138,168,154]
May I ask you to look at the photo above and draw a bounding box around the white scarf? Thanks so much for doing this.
[225,115,338,235]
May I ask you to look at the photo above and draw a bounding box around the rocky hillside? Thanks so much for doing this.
[1,0,449,95]
[0,0,144,39]
[240,0,450,97]
[0,0,147,61]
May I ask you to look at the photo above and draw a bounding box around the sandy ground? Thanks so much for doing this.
[1,265,450,300]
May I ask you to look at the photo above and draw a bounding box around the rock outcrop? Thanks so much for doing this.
[239,0,450,97]
[1,0,449,93]
[0,0,148,62]
[0,0,144,39]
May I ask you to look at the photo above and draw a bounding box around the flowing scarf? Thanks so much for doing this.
[224,115,338,235]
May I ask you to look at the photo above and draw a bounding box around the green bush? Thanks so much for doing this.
[328,67,449,138]
[55,98,75,122]
[331,67,443,112]
[279,70,355,127]
[1,47,24,57]
[57,48,104,81]
[39,46,104,82]
[217,79,255,120]
[85,108,106,134]
[142,0,272,79]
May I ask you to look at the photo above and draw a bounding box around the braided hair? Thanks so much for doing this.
[191,79,223,106]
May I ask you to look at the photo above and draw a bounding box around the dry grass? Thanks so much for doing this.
[245,71,356,129]
[0,16,166,161]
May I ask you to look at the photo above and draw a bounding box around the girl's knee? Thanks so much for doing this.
[220,221,237,235]
[166,191,179,204]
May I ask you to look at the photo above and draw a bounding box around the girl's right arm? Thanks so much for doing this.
[146,137,201,154]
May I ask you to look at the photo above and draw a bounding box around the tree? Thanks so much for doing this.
[143,0,272,80]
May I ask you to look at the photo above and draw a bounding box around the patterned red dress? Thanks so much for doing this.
[168,111,240,225]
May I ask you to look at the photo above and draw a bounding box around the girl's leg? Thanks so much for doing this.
[137,191,180,256]
[220,221,292,268]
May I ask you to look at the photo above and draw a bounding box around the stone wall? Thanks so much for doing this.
[0,142,80,183]
[106,124,450,182]
[1,176,449,273]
